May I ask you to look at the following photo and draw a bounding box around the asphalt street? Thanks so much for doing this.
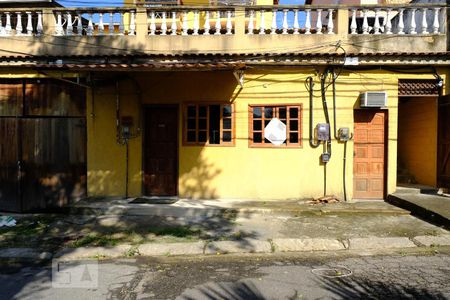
[1,250,449,299]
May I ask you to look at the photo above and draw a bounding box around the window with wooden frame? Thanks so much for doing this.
[184,103,234,146]
[249,104,302,147]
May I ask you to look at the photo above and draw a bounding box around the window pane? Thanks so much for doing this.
[187,131,196,142]
[289,107,298,119]
[279,107,287,119]
[187,119,196,130]
[264,120,270,128]
[253,120,262,131]
[209,105,220,144]
[290,132,298,143]
[289,120,298,131]
[198,131,207,142]
[223,105,232,117]
[264,107,273,118]
[0,82,22,117]
[223,131,231,142]
[223,118,231,130]
[187,105,196,118]
[199,105,207,117]
[253,107,262,118]
[253,132,262,143]
[199,119,207,130]
[264,138,271,143]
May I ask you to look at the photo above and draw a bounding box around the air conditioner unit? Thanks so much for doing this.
[360,91,387,108]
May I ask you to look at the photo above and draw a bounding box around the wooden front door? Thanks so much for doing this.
[438,95,450,188]
[353,110,386,199]
[143,106,179,196]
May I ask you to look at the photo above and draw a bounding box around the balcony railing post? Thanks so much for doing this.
[235,7,245,37]
[42,8,53,36]
[336,8,348,36]
[135,7,147,39]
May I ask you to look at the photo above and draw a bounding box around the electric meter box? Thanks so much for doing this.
[321,152,331,163]
[316,123,330,141]
[338,127,350,141]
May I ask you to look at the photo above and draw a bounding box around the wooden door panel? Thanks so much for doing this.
[143,106,178,196]
[353,110,386,199]
[438,95,450,188]
[0,118,20,212]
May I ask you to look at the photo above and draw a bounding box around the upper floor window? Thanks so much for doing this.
[184,103,234,146]
[249,104,302,147]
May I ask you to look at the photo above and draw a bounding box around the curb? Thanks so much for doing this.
[2,235,450,261]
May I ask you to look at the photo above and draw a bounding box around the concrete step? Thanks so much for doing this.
[395,185,439,195]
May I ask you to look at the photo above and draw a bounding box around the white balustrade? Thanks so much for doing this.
[226,10,232,35]
[182,11,188,35]
[385,9,392,34]
[129,11,136,35]
[149,11,156,35]
[161,11,168,35]
[259,10,265,35]
[98,13,104,35]
[37,12,43,35]
[433,8,440,34]
[248,10,254,34]
[316,9,322,34]
[373,9,380,34]
[26,12,33,35]
[293,9,299,34]
[204,11,210,35]
[305,9,311,34]
[0,5,444,38]
[215,11,221,35]
[15,12,23,36]
[421,8,428,34]
[119,12,124,35]
[66,12,73,36]
[77,13,83,35]
[171,11,178,35]
[87,13,94,35]
[193,10,199,35]
[409,8,417,34]
[327,9,334,34]
[350,9,357,34]
[271,9,277,34]
[282,9,288,34]
[5,12,11,35]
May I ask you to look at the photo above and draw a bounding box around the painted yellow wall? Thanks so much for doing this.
[85,69,448,200]
[398,97,438,186]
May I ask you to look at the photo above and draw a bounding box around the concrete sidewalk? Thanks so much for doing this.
[1,197,449,261]
[388,186,450,229]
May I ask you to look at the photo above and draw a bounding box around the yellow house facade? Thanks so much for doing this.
[84,68,449,200]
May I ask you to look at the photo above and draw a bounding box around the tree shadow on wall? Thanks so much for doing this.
[179,149,222,200]
[317,276,448,300]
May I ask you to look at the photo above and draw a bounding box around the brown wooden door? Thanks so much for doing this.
[143,106,178,196]
[353,110,386,199]
[0,118,20,212]
[438,95,450,188]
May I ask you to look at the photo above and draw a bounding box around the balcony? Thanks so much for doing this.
[0,4,447,59]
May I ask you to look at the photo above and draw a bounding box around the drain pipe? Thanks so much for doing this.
[308,77,320,148]
[115,80,129,199]
[330,68,352,202]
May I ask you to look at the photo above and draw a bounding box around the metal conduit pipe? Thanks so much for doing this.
[308,76,320,148]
